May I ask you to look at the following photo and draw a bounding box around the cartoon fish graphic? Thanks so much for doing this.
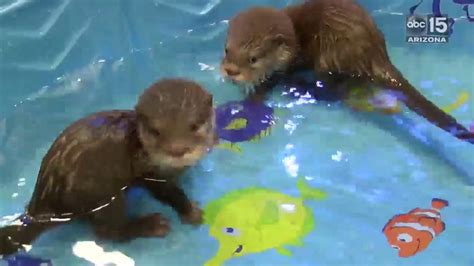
[368,90,401,114]
[2,254,53,266]
[203,177,327,266]
[344,86,402,114]
[215,142,243,154]
[383,198,449,258]
[441,91,469,113]
[223,118,247,130]
[452,0,474,22]
[461,3,474,22]
[214,100,276,153]
[346,85,469,115]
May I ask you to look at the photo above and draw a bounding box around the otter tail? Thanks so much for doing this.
[382,66,474,144]
[0,223,50,257]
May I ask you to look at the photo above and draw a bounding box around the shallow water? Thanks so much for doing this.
[1,0,473,265]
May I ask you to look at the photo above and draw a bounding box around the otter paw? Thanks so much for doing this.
[180,202,203,225]
[0,238,23,257]
[132,213,171,238]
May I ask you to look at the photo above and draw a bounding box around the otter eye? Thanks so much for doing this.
[150,128,160,137]
[397,233,413,243]
[249,56,257,64]
[190,124,199,132]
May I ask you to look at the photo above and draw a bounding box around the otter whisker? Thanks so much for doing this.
[243,84,256,95]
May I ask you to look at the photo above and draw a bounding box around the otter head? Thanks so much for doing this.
[135,79,216,170]
[221,7,297,90]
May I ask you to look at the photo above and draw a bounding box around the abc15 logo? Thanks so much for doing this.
[406,15,450,36]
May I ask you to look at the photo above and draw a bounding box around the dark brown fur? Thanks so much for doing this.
[221,0,474,144]
[0,78,217,256]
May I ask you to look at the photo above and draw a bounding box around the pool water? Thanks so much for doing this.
[1,0,473,265]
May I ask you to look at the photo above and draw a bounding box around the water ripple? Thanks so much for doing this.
[0,0,31,15]
[1,0,70,38]
[11,18,92,71]
[153,0,221,15]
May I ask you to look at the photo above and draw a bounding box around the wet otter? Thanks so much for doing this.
[220,0,474,144]
[0,78,217,256]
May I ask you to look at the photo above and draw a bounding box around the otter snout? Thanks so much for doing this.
[167,143,191,158]
[221,63,241,78]
[223,66,241,77]
[220,63,250,84]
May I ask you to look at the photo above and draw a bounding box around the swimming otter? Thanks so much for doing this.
[0,78,217,256]
[220,0,474,144]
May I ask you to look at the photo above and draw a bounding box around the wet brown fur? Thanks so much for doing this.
[0,78,217,256]
[222,0,474,144]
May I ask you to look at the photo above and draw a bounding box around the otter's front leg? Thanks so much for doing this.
[90,193,170,241]
[139,178,203,225]
[247,88,267,103]
[246,82,273,103]
[246,71,292,103]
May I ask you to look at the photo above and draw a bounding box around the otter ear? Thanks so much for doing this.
[206,94,213,106]
[134,104,141,114]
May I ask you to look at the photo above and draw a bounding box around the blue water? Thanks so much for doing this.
[1,0,473,265]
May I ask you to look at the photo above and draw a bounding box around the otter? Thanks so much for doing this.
[0,78,217,256]
[220,0,474,144]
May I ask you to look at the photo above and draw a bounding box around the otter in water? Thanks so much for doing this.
[220,0,474,144]
[0,78,217,256]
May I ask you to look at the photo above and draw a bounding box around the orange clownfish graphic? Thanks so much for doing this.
[382,198,449,258]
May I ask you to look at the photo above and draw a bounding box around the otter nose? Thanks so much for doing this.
[224,67,241,77]
[168,144,191,157]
